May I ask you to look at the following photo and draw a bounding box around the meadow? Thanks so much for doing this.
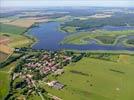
[61,30,134,46]
[0,23,27,34]
[0,23,34,100]
[0,72,10,100]
[0,8,134,100]
[0,23,32,48]
[44,54,134,100]
[0,53,21,100]
[0,23,34,62]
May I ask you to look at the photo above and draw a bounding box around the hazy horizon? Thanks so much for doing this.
[1,0,134,8]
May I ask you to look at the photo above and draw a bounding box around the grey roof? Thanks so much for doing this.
[53,82,64,89]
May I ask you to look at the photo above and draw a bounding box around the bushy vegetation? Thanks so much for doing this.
[126,39,134,45]
[0,53,24,68]
[61,30,134,46]
[95,36,116,44]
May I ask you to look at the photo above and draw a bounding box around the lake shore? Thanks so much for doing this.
[26,21,134,52]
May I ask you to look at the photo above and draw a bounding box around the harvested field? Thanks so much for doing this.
[0,44,13,54]
[89,14,112,18]
[0,52,8,62]
[0,36,10,45]
[4,18,48,28]
[118,55,129,63]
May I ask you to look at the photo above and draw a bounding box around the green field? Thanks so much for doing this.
[44,54,134,100]
[0,23,34,48]
[0,22,34,100]
[0,8,134,100]
[61,30,134,46]
[0,23,26,34]
[0,72,10,100]
[60,26,77,33]
[125,39,134,46]
[0,61,19,100]
[0,52,23,100]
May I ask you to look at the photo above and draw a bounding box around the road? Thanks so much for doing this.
[31,80,45,100]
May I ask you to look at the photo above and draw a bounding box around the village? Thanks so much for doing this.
[9,49,84,100]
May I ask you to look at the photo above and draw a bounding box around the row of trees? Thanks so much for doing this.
[0,53,24,68]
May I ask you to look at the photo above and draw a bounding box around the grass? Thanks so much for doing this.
[28,94,42,100]
[0,23,34,54]
[0,23,27,34]
[95,35,116,44]
[0,23,32,100]
[61,30,134,46]
[0,54,20,71]
[44,54,134,100]
[0,23,33,48]
[0,23,34,48]
[0,72,10,100]
[125,39,134,46]
[8,34,33,48]
[60,26,77,33]
[0,53,20,100]
[0,32,33,48]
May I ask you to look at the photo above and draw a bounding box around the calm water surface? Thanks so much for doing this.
[27,22,134,51]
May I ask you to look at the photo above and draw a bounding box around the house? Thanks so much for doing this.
[14,48,20,52]
[51,66,57,72]
[53,82,64,90]
[43,67,51,74]
[47,81,64,90]
[26,63,36,68]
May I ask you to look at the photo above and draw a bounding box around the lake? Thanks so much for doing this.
[102,25,134,31]
[27,22,134,51]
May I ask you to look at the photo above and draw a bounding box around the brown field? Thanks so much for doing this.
[0,36,10,45]
[0,44,13,54]
[0,35,13,54]
[89,14,112,18]
[4,18,48,28]
[0,51,8,62]
[118,54,129,63]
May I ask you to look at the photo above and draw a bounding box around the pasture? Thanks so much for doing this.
[44,54,134,100]
[7,34,34,48]
[0,72,10,100]
[0,24,34,48]
[61,30,134,46]
[0,23,27,34]
[0,55,19,100]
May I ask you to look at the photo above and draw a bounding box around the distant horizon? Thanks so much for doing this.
[1,6,134,9]
[1,0,134,8]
